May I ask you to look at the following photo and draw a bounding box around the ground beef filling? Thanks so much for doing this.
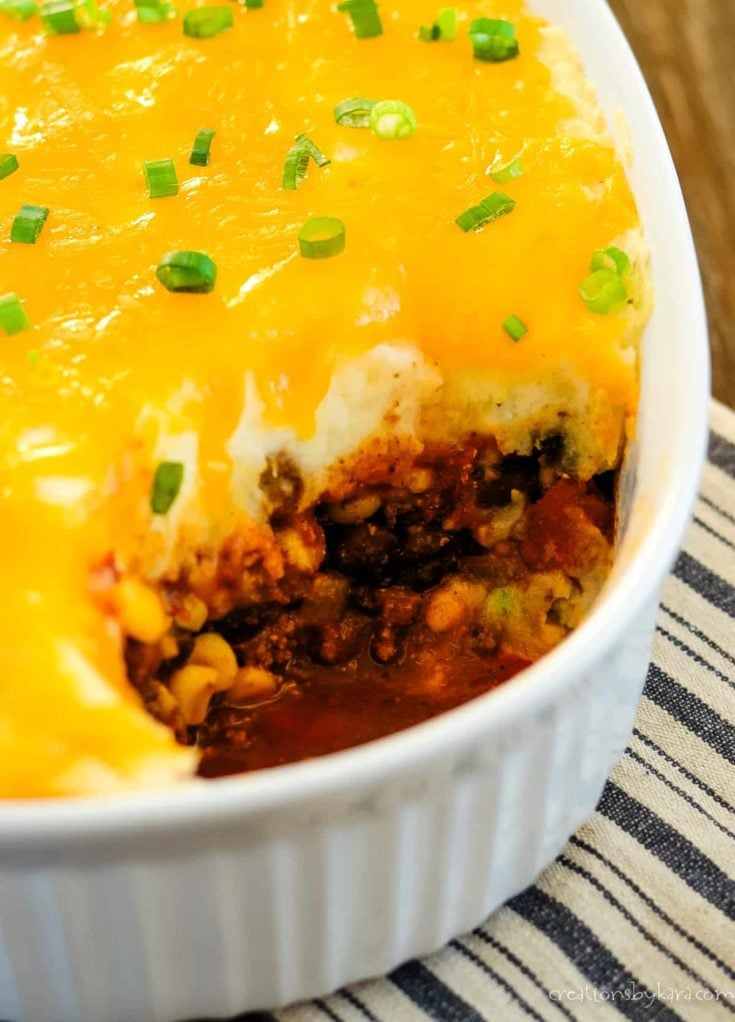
[123,440,615,776]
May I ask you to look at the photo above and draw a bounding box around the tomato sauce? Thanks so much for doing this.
[198,652,530,776]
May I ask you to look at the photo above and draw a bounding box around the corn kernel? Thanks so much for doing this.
[473,493,526,549]
[160,635,179,660]
[113,577,170,643]
[169,664,221,725]
[424,580,479,633]
[278,526,322,571]
[151,679,179,718]
[406,467,434,494]
[229,665,279,702]
[327,493,382,524]
[189,632,238,683]
[173,593,208,632]
[425,590,466,633]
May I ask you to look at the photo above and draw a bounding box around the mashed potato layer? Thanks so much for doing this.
[0,0,649,796]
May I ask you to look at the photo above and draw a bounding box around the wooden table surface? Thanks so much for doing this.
[608,0,734,407]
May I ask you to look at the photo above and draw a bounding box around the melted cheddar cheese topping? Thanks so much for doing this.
[0,0,643,796]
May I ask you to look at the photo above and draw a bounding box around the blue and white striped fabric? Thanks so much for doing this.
[244,399,735,1022]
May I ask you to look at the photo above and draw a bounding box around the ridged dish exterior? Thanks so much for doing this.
[0,597,658,1022]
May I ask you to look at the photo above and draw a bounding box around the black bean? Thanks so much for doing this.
[333,523,398,583]
[369,626,405,666]
[593,469,617,502]
[540,432,565,465]
[475,454,541,506]
[210,604,270,645]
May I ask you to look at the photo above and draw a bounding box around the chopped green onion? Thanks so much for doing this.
[282,144,309,190]
[334,97,377,128]
[282,134,331,190]
[590,245,630,277]
[0,293,30,336]
[244,0,263,6]
[40,0,107,32]
[0,154,19,181]
[0,0,38,20]
[294,133,331,168]
[189,127,216,166]
[455,191,515,232]
[370,100,417,140]
[183,5,232,38]
[419,7,456,41]
[10,204,49,244]
[469,17,519,62]
[79,0,109,27]
[298,217,346,260]
[502,314,527,342]
[436,6,456,39]
[156,251,217,293]
[134,0,175,23]
[144,159,178,199]
[579,269,627,314]
[40,0,79,33]
[337,0,382,39]
[490,158,524,184]
[151,461,184,514]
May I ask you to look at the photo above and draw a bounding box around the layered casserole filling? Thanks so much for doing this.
[0,0,650,795]
[127,441,615,775]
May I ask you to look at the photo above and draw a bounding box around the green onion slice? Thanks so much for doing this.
[490,157,524,184]
[244,0,263,7]
[590,245,630,277]
[144,159,178,199]
[156,251,217,293]
[282,144,310,190]
[455,191,515,232]
[294,133,331,168]
[77,0,109,27]
[436,6,456,39]
[298,217,346,260]
[0,293,30,336]
[183,5,232,38]
[334,97,377,128]
[0,154,19,181]
[0,0,38,20]
[579,269,627,314]
[75,0,108,28]
[370,100,417,140]
[337,0,382,39]
[134,0,175,23]
[10,204,49,244]
[469,17,519,62]
[151,461,184,514]
[40,0,107,33]
[419,7,456,41]
[502,314,527,342]
[190,127,216,166]
[282,134,331,190]
[40,0,79,33]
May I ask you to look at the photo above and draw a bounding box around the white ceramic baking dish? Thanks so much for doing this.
[0,3,709,1020]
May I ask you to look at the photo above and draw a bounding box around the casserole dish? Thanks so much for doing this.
[0,0,708,1020]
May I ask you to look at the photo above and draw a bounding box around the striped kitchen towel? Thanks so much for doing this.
[246,398,735,1022]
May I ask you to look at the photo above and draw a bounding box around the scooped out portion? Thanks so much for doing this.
[123,437,615,775]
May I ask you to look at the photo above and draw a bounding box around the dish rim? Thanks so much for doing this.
[0,0,710,844]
